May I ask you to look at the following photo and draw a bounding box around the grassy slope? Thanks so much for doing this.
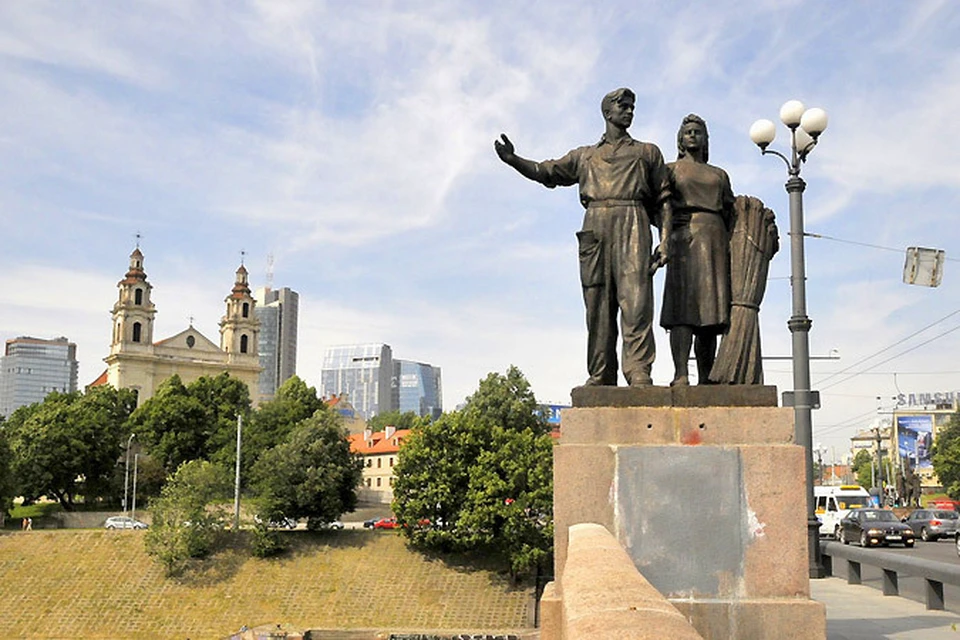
[0,529,533,639]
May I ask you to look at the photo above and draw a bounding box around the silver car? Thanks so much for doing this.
[902,509,959,541]
[104,516,148,530]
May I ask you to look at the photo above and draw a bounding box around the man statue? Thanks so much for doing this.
[495,88,672,386]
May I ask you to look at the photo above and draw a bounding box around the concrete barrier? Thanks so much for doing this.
[541,523,702,640]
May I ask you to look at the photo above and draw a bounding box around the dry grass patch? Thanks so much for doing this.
[0,529,533,639]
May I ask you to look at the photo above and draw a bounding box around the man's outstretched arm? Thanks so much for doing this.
[494,134,542,182]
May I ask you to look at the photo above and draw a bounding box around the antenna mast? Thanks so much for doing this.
[265,252,275,290]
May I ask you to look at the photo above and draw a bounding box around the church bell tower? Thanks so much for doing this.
[220,264,260,363]
[111,247,156,354]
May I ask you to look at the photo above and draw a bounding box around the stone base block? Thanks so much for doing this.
[571,384,778,408]
[538,581,561,640]
[553,404,820,639]
[671,598,826,640]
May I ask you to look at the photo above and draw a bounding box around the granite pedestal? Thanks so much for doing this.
[551,386,825,640]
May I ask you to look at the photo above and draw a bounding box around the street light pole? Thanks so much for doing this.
[123,433,136,517]
[132,452,139,523]
[234,414,242,531]
[750,100,829,579]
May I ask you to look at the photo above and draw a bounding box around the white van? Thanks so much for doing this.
[814,485,872,538]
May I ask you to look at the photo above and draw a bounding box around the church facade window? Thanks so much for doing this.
[132,322,142,343]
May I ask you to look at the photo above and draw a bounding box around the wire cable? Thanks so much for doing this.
[814,309,960,387]
[806,232,959,262]
[819,323,960,392]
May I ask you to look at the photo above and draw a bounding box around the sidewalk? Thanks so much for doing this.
[812,576,960,639]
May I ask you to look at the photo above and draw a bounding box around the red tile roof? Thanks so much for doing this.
[87,369,109,388]
[349,428,411,455]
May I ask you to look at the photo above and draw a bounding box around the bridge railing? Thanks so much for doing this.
[820,540,960,610]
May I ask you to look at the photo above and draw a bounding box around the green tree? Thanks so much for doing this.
[189,372,252,468]
[251,406,363,528]
[367,410,426,432]
[461,366,549,436]
[127,374,252,474]
[393,366,553,580]
[8,386,136,509]
[460,426,554,579]
[852,449,874,490]
[127,376,210,473]
[243,376,324,471]
[0,416,14,524]
[933,413,960,499]
[145,460,232,576]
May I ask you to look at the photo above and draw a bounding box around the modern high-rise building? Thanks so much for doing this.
[0,336,78,417]
[320,343,394,420]
[254,286,299,401]
[393,359,443,419]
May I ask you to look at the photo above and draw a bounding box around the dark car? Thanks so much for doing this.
[363,518,377,529]
[902,509,959,541]
[839,508,915,548]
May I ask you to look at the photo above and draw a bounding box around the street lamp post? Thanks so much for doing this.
[123,433,136,517]
[750,100,829,579]
[132,453,139,523]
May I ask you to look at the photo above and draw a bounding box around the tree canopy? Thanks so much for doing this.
[127,373,251,474]
[145,459,233,575]
[0,416,14,522]
[392,365,553,580]
[366,410,427,432]
[250,405,363,528]
[7,386,136,509]
[851,449,874,490]
[933,413,960,499]
[242,375,325,472]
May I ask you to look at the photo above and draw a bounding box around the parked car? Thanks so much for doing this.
[838,508,915,548]
[104,516,148,530]
[373,517,398,530]
[362,518,377,529]
[902,509,959,541]
[311,520,344,530]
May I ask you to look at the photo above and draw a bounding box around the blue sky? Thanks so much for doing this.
[2,1,959,458]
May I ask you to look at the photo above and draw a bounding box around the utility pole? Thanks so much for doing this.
[234,414,242,531]
[875,427,884,492]
[123,434,136,516]
[132,453,139,522]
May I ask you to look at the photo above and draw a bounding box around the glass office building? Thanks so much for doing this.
[394,359,443,419]
[0,336,78,417]
[255,287,299,401]
[320,343,393,420]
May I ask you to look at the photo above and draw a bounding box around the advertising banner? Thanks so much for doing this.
[897,414,934,470]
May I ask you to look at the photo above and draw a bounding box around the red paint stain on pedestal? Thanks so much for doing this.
[681,430,702,445]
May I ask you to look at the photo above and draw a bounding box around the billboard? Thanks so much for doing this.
[897,414,934,470]
[538,404,569,426]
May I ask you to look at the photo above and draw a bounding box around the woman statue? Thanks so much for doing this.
[660,114,735,386]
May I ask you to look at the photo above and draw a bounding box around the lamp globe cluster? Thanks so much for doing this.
[749,101,828,152]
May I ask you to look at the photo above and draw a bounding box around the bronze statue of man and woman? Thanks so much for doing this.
[495,88,778,387]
